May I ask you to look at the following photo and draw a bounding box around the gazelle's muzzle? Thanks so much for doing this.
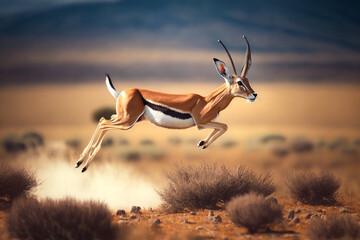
[246,92,257,103]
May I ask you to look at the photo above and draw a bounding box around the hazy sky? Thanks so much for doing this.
[0,0,119,16]
[0,0,359,84]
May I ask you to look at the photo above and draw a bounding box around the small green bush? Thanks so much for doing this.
[226,193,282,233]
[307,214,359,240]
[6,197,122,240]
[158,162,276,212]
[287,171,341,205]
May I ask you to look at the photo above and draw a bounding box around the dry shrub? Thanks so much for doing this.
[260,134,286,144]
[7,197,123,240]
[341,146,358,156]
[66,138,81,148]
[271,145,289,157]
[286,171,341,205]
[92,107,116,122]
[102,137,114,147]
[220,138,237,148]
[2,132,44,153]
[118,149,142,161]
[168,136,182,145]
[142,148,165,160]
[290,137,314,153]
[328,137,348,150]
[0,164,37,207]
[158,163,275,212]
[1,135,27,153]
[140,139,155,146]
[307,214,359,240]
[226,193,282,233]
[354,138,360,146]
[118,137,129,145]
[22,132,44,148]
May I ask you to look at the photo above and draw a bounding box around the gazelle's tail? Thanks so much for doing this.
[105,74,120,99]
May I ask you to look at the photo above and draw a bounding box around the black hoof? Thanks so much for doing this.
[197,140,205,147]
[75,162,82,168]
[81,167,87,173]
[202,145,207,149]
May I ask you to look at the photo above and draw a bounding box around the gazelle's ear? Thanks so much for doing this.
[213,58,232,84]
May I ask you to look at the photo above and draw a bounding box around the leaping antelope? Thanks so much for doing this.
[76,36,257,172]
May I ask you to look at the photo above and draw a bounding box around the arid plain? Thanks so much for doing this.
[0,81,359,239]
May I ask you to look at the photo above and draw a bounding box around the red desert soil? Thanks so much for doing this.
[0,198,359,239]
[110,199,360,240]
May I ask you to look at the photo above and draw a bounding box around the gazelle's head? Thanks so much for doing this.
[213,36,257,103]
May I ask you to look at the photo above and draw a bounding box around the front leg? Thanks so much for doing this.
[197,129,218,147]
[197,122,228,149]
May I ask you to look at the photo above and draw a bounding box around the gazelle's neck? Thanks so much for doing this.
[204,83,233,112]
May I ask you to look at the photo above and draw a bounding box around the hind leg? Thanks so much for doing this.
[78,89,145,172]
[81,111,144,172]
[76,124,101,168]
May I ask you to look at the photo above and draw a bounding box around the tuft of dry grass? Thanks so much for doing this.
[226,193,282,233]
[6,197,123,240]
[158,163,276,212]
[286,171,341,205]
[307,214,360,240]
[0,164,37,208]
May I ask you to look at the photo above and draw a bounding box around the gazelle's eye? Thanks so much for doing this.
[237,81,245,88]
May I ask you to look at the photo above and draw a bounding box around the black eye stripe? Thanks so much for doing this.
[237,81,246,88]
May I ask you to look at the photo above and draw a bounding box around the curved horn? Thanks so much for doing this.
[240,35,252,78]
[218,40,237,75]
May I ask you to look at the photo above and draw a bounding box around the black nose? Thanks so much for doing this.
[253,93,257,98]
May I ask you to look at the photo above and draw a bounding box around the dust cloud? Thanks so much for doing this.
[11,142,161,211]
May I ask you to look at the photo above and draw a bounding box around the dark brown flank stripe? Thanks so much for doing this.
[142,98,192,120]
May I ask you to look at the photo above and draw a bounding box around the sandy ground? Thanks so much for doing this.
[110,199,360,240]
[0,81,359,139]
[2,198,359,240]
[0,82,359,239]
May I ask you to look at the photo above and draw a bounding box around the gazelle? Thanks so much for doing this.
[76,36,257,172]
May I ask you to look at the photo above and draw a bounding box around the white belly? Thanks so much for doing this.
[144,106,195,129]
